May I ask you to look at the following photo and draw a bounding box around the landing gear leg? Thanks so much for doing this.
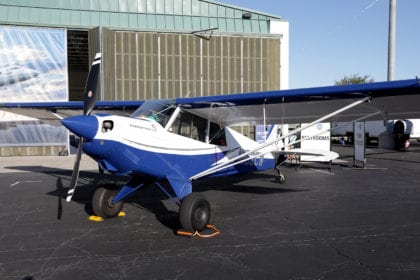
[179,193,210,232]
[92,184,124,218]
[275,154,287,184]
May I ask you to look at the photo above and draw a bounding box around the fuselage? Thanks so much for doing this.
[62,114,276,180]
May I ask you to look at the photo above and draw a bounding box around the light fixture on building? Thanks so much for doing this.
[242,12,252,19]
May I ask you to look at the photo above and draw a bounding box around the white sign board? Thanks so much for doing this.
[354,121,366,167]
[300,122,331,162]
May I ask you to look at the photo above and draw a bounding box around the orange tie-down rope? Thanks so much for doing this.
[177,224,221,238]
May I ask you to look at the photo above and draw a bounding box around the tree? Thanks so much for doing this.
[335,74,374,85]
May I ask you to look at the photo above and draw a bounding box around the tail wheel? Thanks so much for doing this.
[278,173,286,184]
[92,185,124,218]
[179,193,210,232]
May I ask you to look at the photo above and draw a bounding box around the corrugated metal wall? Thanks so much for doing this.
[101,29,280,100]
[0,0,279,34]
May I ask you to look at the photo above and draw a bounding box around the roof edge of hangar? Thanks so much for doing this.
[0,0,285,35]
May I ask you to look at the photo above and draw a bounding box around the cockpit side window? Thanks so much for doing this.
[169,110,226,146]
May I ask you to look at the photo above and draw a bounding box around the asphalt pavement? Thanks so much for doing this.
[1,145,420,279]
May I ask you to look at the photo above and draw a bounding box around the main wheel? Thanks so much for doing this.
[92,185,124,218]
[179,193,210,232]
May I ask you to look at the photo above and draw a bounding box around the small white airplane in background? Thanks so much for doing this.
[3,53,420,233]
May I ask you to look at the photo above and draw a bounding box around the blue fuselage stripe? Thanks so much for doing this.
[83,139,275,179]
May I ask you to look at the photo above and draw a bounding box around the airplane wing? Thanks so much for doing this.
[176,78,420,126]
[0,100,144,123]
[2,79,419,125]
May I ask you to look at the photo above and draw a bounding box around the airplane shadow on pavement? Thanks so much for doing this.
[5,165,309,233]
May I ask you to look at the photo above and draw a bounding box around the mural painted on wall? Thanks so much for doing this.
[0,26,68,102]
[0,26,68,148]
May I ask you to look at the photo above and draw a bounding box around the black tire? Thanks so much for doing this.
[92,185,123,218]
[179,193,210,232]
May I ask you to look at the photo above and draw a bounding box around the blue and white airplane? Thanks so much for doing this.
[3,53,420,233]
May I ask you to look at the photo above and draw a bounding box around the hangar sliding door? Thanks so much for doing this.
[101,29,281,101]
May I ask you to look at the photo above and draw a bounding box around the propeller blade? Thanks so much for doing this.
[66,53,101,201]
[66,137,84,202]
[83,53,101,116]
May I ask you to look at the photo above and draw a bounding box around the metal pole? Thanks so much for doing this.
[387,0,396,81]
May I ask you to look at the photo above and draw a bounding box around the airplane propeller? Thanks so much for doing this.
[65,53,101,202]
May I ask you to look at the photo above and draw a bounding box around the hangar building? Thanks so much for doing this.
[0,0,289,156]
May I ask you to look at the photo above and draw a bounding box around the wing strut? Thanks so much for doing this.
[190,96,370,180]
[164,106,181,131]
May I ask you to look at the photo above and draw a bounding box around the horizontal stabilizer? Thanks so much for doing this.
[275,149,339,162]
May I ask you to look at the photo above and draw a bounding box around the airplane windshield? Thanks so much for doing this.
[131,99,176,127]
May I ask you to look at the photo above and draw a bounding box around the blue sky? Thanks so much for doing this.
[219,0,420,89]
